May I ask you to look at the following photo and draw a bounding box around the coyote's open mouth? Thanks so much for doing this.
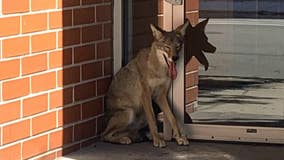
[163,54,177,80]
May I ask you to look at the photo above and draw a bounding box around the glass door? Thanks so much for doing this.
[180,0,284,143]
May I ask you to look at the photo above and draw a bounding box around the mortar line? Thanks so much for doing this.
[0,0,2,16]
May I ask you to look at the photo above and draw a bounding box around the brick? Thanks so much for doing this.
[32,32,56,53]
[185,102,196,114]
[31,0,56,11]
[132,1,157,19]
[186,0,199,11]
[104,23,113,39]
[2,78,30,100]
[82,98,103,119]
[132,34,152,53]
[97,41,112,59]
[58,0,80,8]
[2,0,29,14]
[22,13,47,33]
[23,94,48,117]
[82,61,103,80]
[3,120,30,144]
[31,72,56,93]
[97,77,111,96]
[158,0,163,14]
[22,135,48,160]
[74,81,96,101]
[185,87,198,104]
[96,5,112,22]
[104,59,113,76]
[158,16,163,28]
[2,36,30,58]
[0,59,20,80]
[57,110,63,127]
[0,144,21,160]
[74,44,96,63]
[49,10,72,29]
[35,152,56,160]
[57,66,80,87]
[96,116,105,134]
[22,53,47,75]
[74,7,95,25]
[0,101,21,124]
[0,16,20,37]
[74,119,96,141]
[185,72,199,88]
[82,24,102,43]
[58,105,81,126]
[133,17,155,35]
[49,49,72,69]
[185,56,199,72]
[82,0,103,5]
[1,128,3,143]
[32,112,56,135]
[58,28,81,48]
[186,12,199,26]
[49,127,73,150]
[50,88,73,109]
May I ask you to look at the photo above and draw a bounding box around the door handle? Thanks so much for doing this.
[165,0,183,5]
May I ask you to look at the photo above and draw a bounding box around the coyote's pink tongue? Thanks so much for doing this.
[169,62,177,80]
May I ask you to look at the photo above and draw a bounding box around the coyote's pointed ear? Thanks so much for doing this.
[175,20,189,36]
[196,18,209,31]
[150,24,164,40]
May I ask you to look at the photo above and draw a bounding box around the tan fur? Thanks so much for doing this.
[102,22,189,147]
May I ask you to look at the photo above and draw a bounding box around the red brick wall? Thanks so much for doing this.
[132,0,160,54]
[0,0,113,159]
[185,0,199,114]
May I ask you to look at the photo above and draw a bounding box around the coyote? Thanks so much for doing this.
[102,21,189,147]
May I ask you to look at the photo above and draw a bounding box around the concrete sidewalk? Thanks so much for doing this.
[58,141,284,160]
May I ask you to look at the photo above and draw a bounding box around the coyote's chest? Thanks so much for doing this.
[148,76,169,89]
[146,53,170,90]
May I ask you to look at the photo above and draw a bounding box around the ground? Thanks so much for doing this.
[59,141,284,160]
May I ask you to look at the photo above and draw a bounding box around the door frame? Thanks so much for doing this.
[113,0,284,144]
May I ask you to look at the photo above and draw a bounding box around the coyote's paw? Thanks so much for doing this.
[119,137,132,145]
[175,135,189,146]
[153,135,166,148]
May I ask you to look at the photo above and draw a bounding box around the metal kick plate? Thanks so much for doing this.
[165,0,183,5]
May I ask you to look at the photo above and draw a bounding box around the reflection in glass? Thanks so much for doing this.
[189,0,284,127]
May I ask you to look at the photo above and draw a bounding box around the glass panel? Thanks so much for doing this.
[122,0,160,65]
[189,0,284,127]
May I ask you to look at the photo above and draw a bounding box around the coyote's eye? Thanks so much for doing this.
[164,46,171,52]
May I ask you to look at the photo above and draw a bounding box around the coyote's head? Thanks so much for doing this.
[185,18,216,71]
[150,21,189,79]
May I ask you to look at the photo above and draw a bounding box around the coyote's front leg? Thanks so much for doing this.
[155,92,189,146]
[141,92,166,148]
